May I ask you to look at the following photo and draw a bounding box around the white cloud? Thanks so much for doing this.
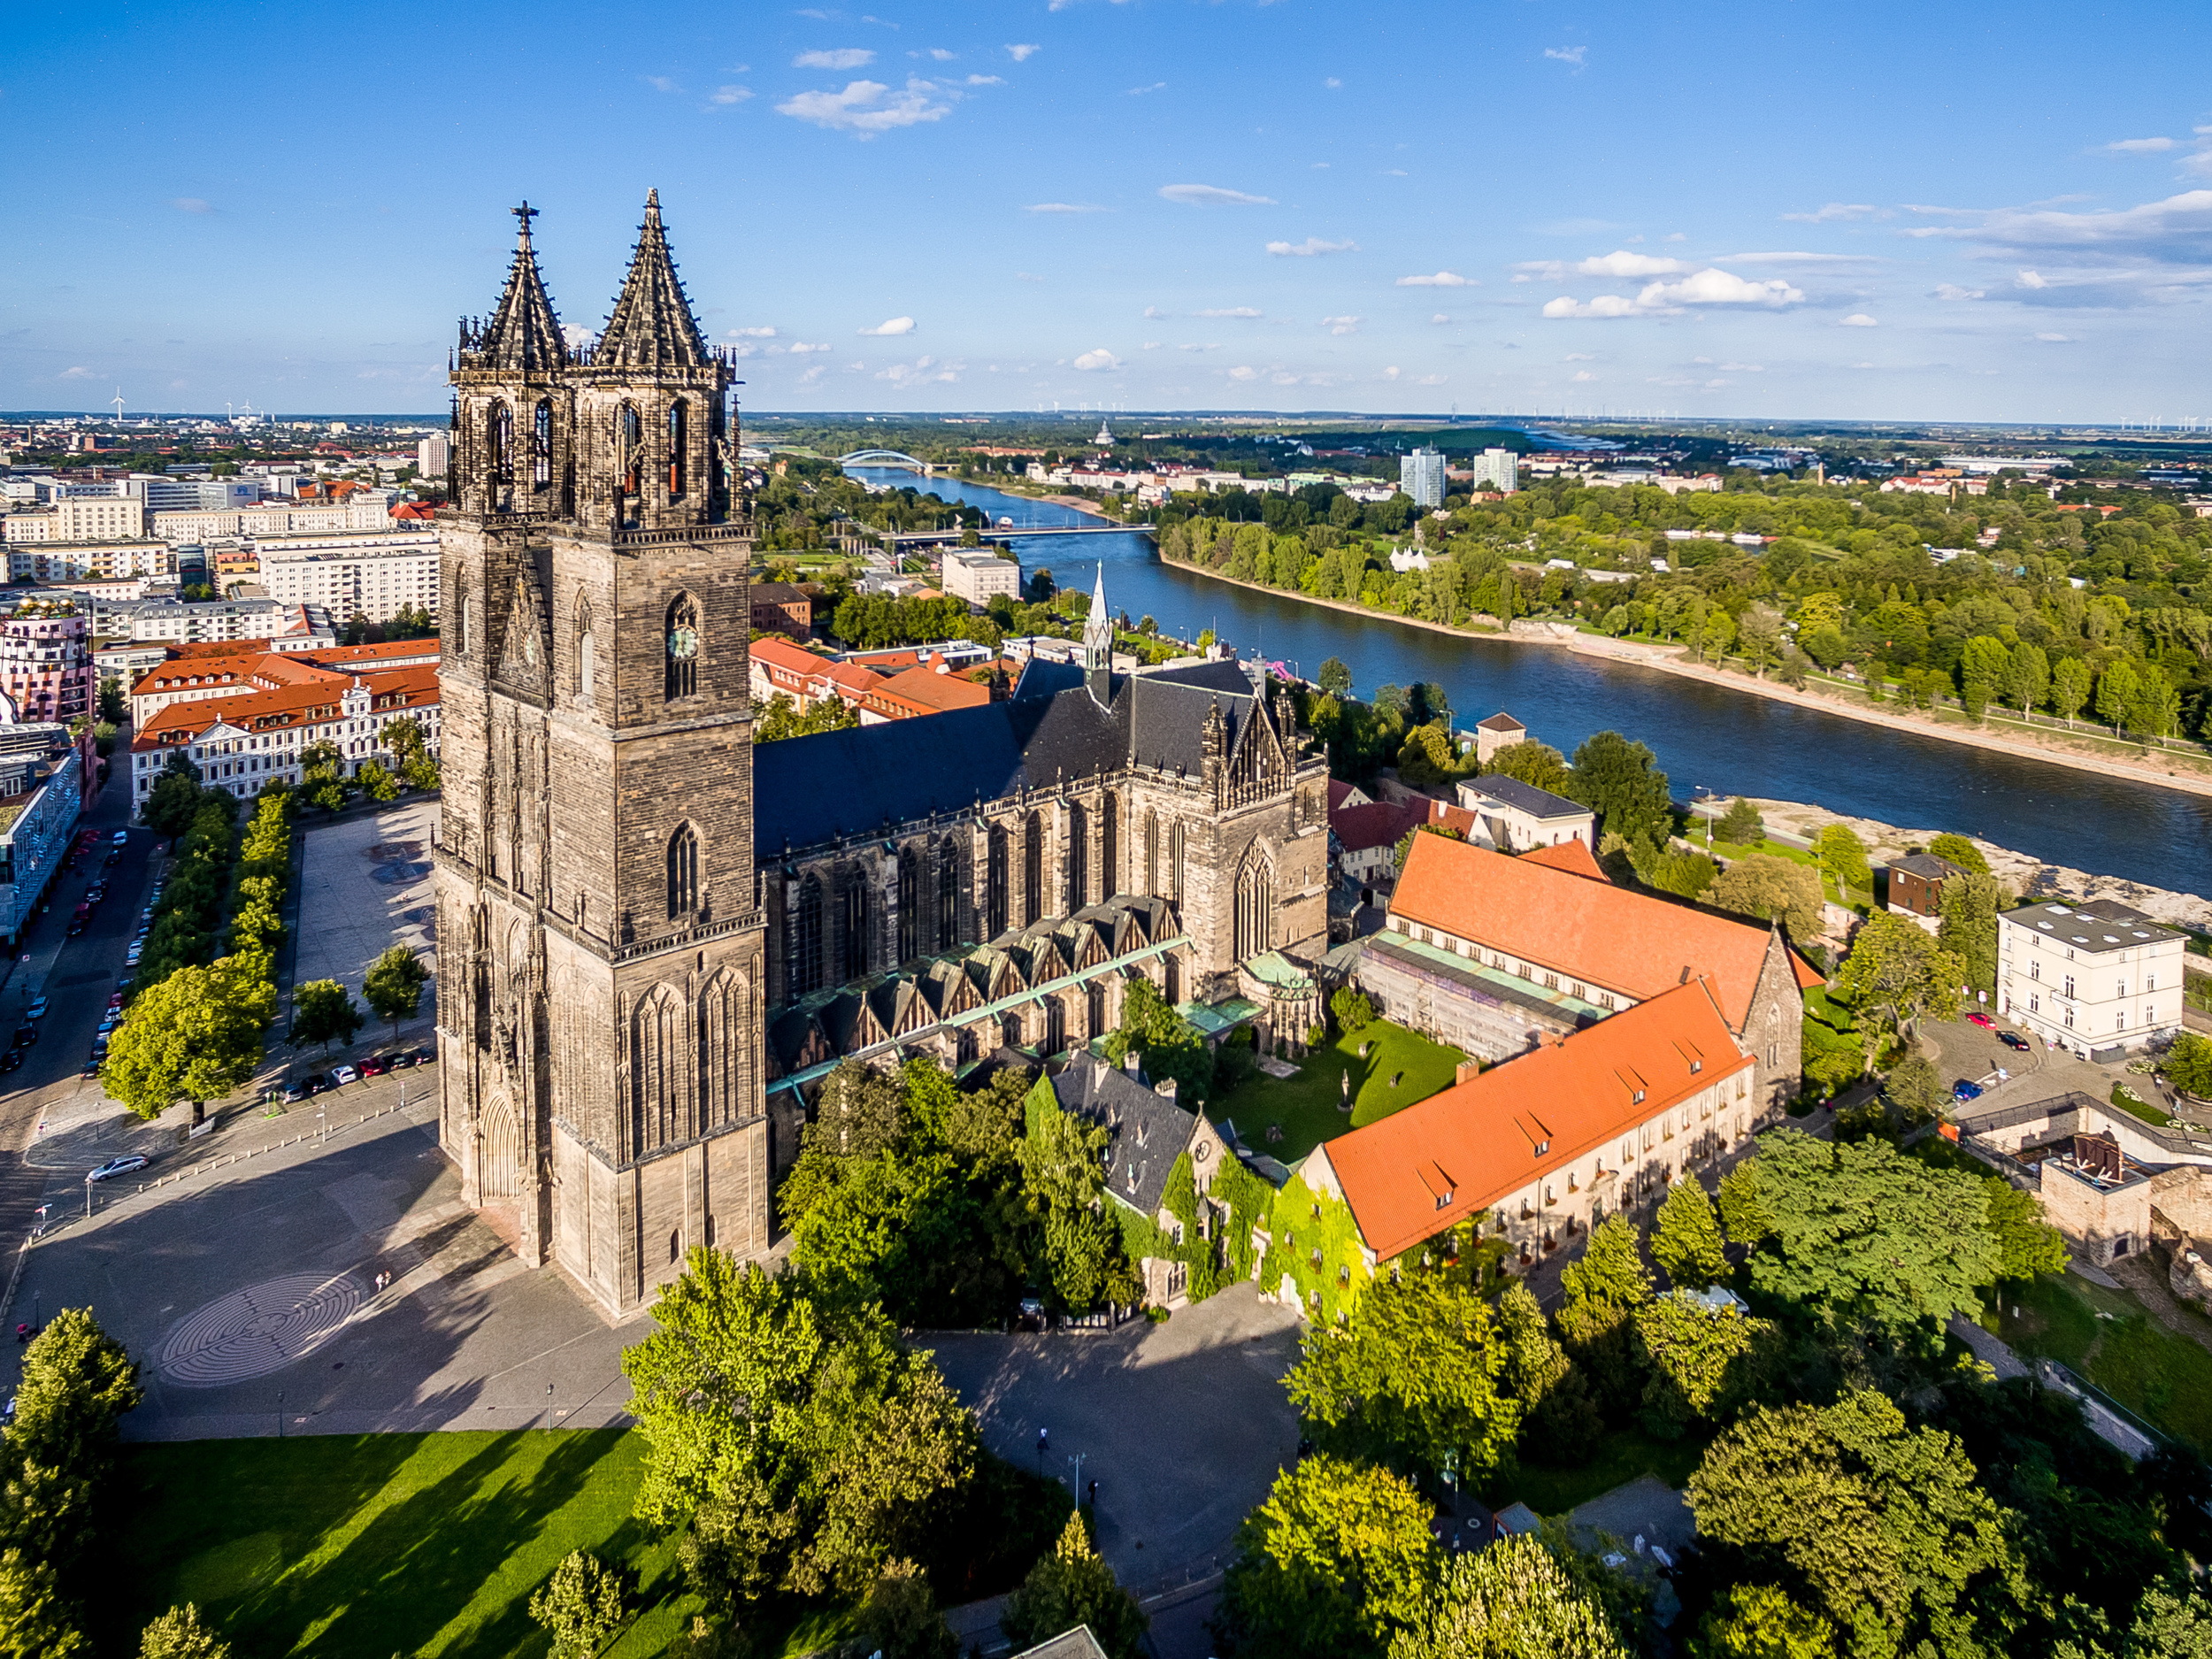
[926,47,955,61]
[787,341,831,353]
[858,316,916,335]
[1267,237,1357,257]
[1933,282,1985,300]
[966,73,1003,86]
[1717,250,1875,265]
[1073,347,1120,370]
[1178,342,1220,351]
[1563,352,1595,361]
[58,366,93,380]
[1325,76,1341,88]
[1414,373,1446,386]
[799,365,826,385]
[1572,370,1597,382]
[1319,315,1360,334]
[1782,202,1879,222]
[1006,42,1040,60]
[2036,331,2073,342]
[1141,341,1161,349]
[1396,270,1471,287]
[1127,81,1166,96]
[778,79,951,134]
[1852,361,1877,369]
[1717,361,1764,372]
[1839,312,1878,326]
[1541,295,1643,319]
[1666,232,1686,241]
[1197,306,1261,319]
[1574,250,1687,277]
[1228,365,1258,381]
[1025,202,1103,213]
[2108,136,2176,153]
[1544,45,1586,66]
[2017,268,2049,288]
[728,326,777,338]
[878,354,961,386]
[1429,312,1452,325]
[644,75,680,92]
[171,197,212,213]
[710,85,753,104]
[1381,366,1401,380]
[1541,266,1802,318]
[796,48,874,68]
[1159,183,1275,206]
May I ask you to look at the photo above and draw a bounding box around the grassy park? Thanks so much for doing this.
[1209,1018,1466,1164]
[1987,1271,2212,1452]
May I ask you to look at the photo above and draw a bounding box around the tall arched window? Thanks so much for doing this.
[839,875,870,981]
[532,399,553,487]
[897,845,919,962]
[1066,802,1087,913]
[1144,810,1159,896]
[795,875,825,995]
[666,825,699,919]
[487,401,512,482]
[574,598,595,701]
[667,400,687,497]
[454,589,469,656]
[987,824,1009,938]
[1101,794,1118,899]
[1022,813,1043,927]
[1170,821,1187,904]
[664,593,699,701]
[1234,851,1274,961]
[618,403,642,496]
[937,840,959,949]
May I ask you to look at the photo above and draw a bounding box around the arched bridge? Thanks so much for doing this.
[837,449,931,472]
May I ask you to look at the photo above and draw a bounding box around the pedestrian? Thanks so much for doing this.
[1038,1426,1049,1455]
[1087,1479,1098,1509]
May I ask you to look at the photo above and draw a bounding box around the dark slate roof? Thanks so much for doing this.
[594,190,711,369]
[1013,657,1084,701]
[752,581,810,606]
[1051,1055,1199,1219]
[1890,852,1965,880]
[1466,775,1587,820]
[477,214,566,374]
[2006,898,2180,955]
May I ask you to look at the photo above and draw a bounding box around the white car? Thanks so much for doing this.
[111,831,127,846]
[332,1064,358,1086]
[24,998,46,1019]
[87,1154,149,1183]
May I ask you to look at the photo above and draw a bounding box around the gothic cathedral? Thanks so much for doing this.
[434,196,769,1317]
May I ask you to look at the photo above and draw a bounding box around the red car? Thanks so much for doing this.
[1967,1012,1995,1029]
[359,1055,391,1078]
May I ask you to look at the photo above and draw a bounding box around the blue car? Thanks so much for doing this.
[1952,1079,1984,1102]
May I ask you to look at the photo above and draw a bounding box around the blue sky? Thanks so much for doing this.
[7,0,2212,422]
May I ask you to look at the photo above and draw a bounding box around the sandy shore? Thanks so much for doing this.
[1164,559,2212,804]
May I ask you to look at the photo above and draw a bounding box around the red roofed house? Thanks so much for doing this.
[1330,798,1423,890]
[1358,829,1820,1117]
[1275,978,1759,1313]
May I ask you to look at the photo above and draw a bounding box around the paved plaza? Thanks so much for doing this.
[291,799,437,1010]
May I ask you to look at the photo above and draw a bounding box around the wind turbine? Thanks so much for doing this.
[111,389,125,424]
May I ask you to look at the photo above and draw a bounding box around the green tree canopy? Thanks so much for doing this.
[1939,872,2003,1001]
[1482,741,1575,796]
[1717,796,1765,845]
[1925,833,1991,876]
[137,1603,231,1659]
[1832,912,1967,1060]
[103,957,273,1125]
[527,1551,627,1659]
[1555,1215,1654,1418]
[291,978,363,1054]
[362,946,428,1042]
[1652,1178,1729,1290]
[1000,1513,1148,1659]
[1814,823,1873,900]
[1568,732,1671,844]
[1385,1535,1632,1659]
[1709,853,1826,943]
[1217,1455,1437,1659]
[1635,1294,1779,1435]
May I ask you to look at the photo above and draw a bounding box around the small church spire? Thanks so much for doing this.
[472,201,566,373]
[595,188,712,369]
[1082,565,1114,703]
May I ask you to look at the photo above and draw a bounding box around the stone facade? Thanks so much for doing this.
[434,196,773,1318]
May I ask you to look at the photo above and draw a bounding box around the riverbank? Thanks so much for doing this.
[1164,557,2212,805]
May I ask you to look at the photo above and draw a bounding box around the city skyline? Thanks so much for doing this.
[5,0,2211,422]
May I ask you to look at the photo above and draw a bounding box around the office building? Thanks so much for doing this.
[418,433,450,478]
[941,548,1023,606]
[1999,898,2186,1060]
[1470,447,1519,494]
[1400,446,1446,508]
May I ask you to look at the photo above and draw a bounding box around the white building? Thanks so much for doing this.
[150,495,396,542]
[1452,775,1596,852]
[1999,898,2186,1061]
[7,540,172,582]
[941,548,1022,606]
[1400,446,1447,509]
[256,531,441,623]
[113,595,336,648]
[138,477,262,513]
[1469,447,1519,494]
[0,727,85,947]
[418,434,449,477]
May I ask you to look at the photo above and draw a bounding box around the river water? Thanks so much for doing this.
[847,467,2212,895]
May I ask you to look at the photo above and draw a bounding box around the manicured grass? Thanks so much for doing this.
[1485,1427,1709,1518]
[109,1430,716,1659]
[2110,1084,2175,1129]
[1987,1272,2212,1452]
[1210,1019,1467,1164]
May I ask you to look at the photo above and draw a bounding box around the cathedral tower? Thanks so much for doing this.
[435,196,771,1317]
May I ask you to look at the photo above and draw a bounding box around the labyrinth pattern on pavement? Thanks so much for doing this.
[157,1272,365,1386]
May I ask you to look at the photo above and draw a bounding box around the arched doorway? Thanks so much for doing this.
[480,1092,522,1202]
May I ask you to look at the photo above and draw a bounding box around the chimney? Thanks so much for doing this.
[1455,1058,1483,1087]
[1122,1048,1142,1075]
[1156,1077,1178,1102]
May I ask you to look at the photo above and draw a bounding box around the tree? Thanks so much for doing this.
[1741,1130,2001,1347]
[383,716,428,763]
[529,1551,628,1659]
[363,946,428,1042]
[144,766,206,836]
[1694,1583,1837,1659]
[1883,1050,1948,1124]
[1386,1535,1632,1659]
[1555,1216,1652,1417]
[98,677,127,725]
[1717,796,1765,846]
[1286,1271,1520,1481]
[1217,1455,1436,1659]
[1737,604,1785,673]
[1483,741,1575,796]
[1814,823,1871,902]
[2055,1583,2212,1659]
[1717,1161,1773,1248]
[1832,911,1966,1062]
[102,958,272,1125]
[756,692,860,742]
[2166,1032,2212,1099]
[1709,854,1825,942]
[1015,1095,1126,1311]
[1494,1281,1600,1448]
[1635,1293,1778,1434]
[1925,832,1990,876]
[2052,657,2093,727]
[2007,641,2051,718]
[624,1255,972,1604]
[291,978,364,1054]
[1984,1179,2069,1282]
[1318,657,1353,695]
[1652,1179,1729,1289]
[0,1549,88,1659]
[2097,658,2141,734]
[356,759,400,803]
[1938,872,2002,1000]
[1687,1391,2015,1657]
[1568,732,1671,845]
[137,1605,230,1659]
[856,1558,960,1659]
[1001,1513,1148,1659]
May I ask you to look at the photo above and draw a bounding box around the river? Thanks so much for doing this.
[847,466,2212,896]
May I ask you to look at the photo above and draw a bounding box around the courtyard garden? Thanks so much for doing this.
[1207,1017,1467,1164]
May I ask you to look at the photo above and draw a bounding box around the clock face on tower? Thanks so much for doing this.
[667,625,698,661]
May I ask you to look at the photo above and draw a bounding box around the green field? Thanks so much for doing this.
[1987,1271,2212,1451]
[1209,1018,1466,1164]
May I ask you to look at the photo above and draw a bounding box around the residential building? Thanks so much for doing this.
[1469,447,1519,494]
[1329,798,1420,892]
[0,724,86,947]
[1284,978,1761,1304]
[0,601,91,725]
[256,530,441,623]
[1886,851,1965,928]
[1999,897,2185,1060]
[1451,775,1595,852]
[855,655,997,724]
[7,539,172,582]
[138,478,262,514]
[941,548,1023,606]
[749,580,813,640]
[1471,710,1526,765]
[418,433,450,478]
[1400,446,1446,509]
[50,495,146,542]
[1359,830,1816,1108]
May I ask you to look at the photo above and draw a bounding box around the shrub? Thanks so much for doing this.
[528,1550,627,1659]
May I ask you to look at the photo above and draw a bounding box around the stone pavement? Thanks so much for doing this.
[291,799,436,1008]
[927,1283,1303,1590]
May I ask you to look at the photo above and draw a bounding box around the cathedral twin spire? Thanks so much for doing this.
[467,191,711,373]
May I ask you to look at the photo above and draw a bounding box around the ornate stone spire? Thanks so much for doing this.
[476,202,566,373]
[1082,565,1113,667]
[594,188,711,369]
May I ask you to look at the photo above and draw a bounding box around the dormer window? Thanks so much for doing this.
[1632,1088,1646,1104]
[1533,1140,1549,1156]
[1690,1059,1702,1074]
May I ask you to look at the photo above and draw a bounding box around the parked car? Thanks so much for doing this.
[79,1059,100,1079]
[12,1025,34,1048]
[25,997,47,1020]
[87,1155,149,1184]
[332,1064,359,1087]
[1966,1012,1994,1030]
[411,1045,436,1067]
[359,1055,390,1078]
[1953,1079,1985,1102]
[303,1074,330,1095]
[111,831,127,846]
[0,1050,24,1074]
[65,919,85,938]
[1999,1031,2031,1052]
[84,885,106,904]
[103,849,121,867]
[282,1079,311,1102]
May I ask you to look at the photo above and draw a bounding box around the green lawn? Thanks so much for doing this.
[1484,1427,1709,1518]
[1209,1018,1466,1164]
[1987,1272,2212,1452]
[2109,1084,2175,1129]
